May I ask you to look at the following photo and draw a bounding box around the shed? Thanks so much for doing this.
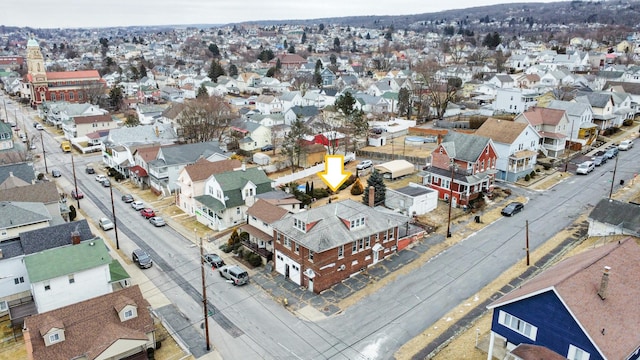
[374,160,415,180]
[253,152,270,166]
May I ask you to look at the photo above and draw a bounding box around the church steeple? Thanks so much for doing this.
[26,38,47,83]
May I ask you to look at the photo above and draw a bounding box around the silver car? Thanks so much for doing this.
[98,217,114,231]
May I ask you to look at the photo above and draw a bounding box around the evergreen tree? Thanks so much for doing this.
[196,84,209,99]
[228,63,238,77]
[301,32,307,44]
[208,43,220,57]
[362,170,386,206]
[138,63,147,78]
[208,60,225,82]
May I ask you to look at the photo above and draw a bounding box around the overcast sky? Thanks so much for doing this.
[2,0,563,29]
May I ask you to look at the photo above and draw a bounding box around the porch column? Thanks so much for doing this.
[486,330,495,360]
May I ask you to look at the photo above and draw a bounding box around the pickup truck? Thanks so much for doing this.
[219,265,249,285]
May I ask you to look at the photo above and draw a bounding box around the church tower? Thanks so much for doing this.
[26,38,48,106]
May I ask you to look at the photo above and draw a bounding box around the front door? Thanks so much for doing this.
[308,278,314,292]
[285,264,290,279]
[373,250,379,264]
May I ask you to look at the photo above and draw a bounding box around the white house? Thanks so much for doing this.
[384,183,438,216]
[493,88,538,114]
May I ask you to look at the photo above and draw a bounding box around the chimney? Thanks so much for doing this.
[368,186,375,208]
[71,231,81,245]
[597,266,611,300]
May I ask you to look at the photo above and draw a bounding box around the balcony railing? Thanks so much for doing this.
[241,239,273,261]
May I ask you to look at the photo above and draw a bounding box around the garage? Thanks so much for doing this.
[373,160,415,180]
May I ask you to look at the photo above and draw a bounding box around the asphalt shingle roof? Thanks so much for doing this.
[474,118,529,144]
[442,131,491,163]
[0,201,51,229]
[588,198,640,234]
[0,162,35,186]
[20,219,94,255]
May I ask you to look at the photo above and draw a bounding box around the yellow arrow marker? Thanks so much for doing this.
[318,155,352,192]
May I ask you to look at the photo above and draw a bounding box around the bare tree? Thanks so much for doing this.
[414,59,460,121]
[177,96,234,143]
[78,82,107,105]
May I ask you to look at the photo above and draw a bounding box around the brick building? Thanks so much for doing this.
[271,199,407,294]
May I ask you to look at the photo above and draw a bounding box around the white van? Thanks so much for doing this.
[576,161,595,175]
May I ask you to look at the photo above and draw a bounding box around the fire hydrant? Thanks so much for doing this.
[282,298,288,307]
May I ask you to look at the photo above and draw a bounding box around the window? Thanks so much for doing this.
[308,250,314,262]
[78,92,83,100]
[284,237,290,248]
[49,333,60,343]
[498,311,537,340]
[365,237,371,248]
[124,309,134,319]
[294,218,306,232]
[50,93,56,101]
[0,301,7,312]
[568,345,590,360]
[68,275,75,284]
[338,245,344,258]
[294,242,299,254]
[59,93,65,101]
[236,207,241,215]
[14,276,24,285]
[44,282,51,291]
[276,233,281,243]
[352,241,357,254]
[358,239,364,250]
[69,92,74,100]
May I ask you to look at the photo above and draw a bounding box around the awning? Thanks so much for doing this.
[372,243,384,252]
[194,195,225,211]
[239,224,272,241]
[129,165,148,177]
[510,150,537,159]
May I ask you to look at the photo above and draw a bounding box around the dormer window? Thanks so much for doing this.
[293,218,306,232]
[124,309,134,319]
[349,216,366,229]
[49,333,60,344]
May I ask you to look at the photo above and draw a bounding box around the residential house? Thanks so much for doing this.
[39,102,107,128]
[603,81,640,116]
[545,100,598,148]
[194,165,273,231]
[147,141,228,195]
[63,114,117,140]
[0,162,36,187]
[160,86,184,103]
[0,121,13,151]
[271,199,407,293]
[0,221,95,324]
[587,198,640,237]
[513,74,540,89]
[384,182,438,216]
[474,118,540,182]
[239,199,289,264]
[23,285,155,360]
[0,181,64,223]
[486,238,640,360]
[279,91,304,112]
[176,158,242,215]
[236,72,261,93]
[270,53,307,70]
[514,107,569,158]
[283,106,319,125]
[320,68,336,87]
[24,237,112,313]
[229,120,272,152]
[302,90,333,108]
[129,145,160,189]
[494,88,538,114]
[160,102,186,127]
[0,202,52,242]
[255,190,303,213]
[487,74,515,89]
[255,94,283,114]
[136,104,167,125]
[421,131,497,208]
[573,92,617,132]
[507,54,533,73]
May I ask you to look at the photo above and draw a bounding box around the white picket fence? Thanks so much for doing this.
[272,163,325,187]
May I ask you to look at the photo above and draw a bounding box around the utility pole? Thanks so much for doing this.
[564,120,576,172]
[40,133,48,174]
[446,162,456,238]
[525,220,530,266]
[199,230,211,351]
[71,155,80,209]
[608,154,619,200]
[109,184,120,249]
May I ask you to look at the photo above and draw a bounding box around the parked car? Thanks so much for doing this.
[98,217,114,231]
[85,166,95,174]
[356,160,373,170]
[219,265,249,285]
[140,208,156,218]
[501,202,524,217]
[591,151,607,166]
[604,146,619,159]
[51,169,61,178]
[576,161,595,175]
[101,179,111,187]
[619,140,634,151]
[95,174,107,182]
[149,216,166,227]
[35,123,44,130]
[204,253,225,268]
[131,201,145,210]
[260,144,274,151]
[71,189,84,199]
[132,249,153,269]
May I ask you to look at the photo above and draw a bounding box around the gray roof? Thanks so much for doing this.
[0,162,35,186]
[393,185,433,197]
[588,198,640,234]
[20,219,94,255]
[107,123,177,146]
[271,199,407,252]
[0,201,51,229]
[0,239,24,260]
[289,106,319,117]
[547,100,591,116]
[152,141,225,167]
[442,131,491,163]
[574,92,613,108]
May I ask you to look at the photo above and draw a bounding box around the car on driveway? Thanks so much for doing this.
[35,123,44,130]
[619,139,634,151]
[140,208,156,218]
[98,217,114,231]
[204,253,225,268]
[149,216,165,227]
[131,201,145,210]
[85,166,95,174]
[51,169,62,178]
[356,160,373,170]
[576,161,595,175]
[260,144,274,151]
[71,189,84,199]
[132,249,153,269]
[95,174,107,182]
[121,194,134,203]
[501,202,524,217]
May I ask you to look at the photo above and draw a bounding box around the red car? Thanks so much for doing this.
[140,208,156,218]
